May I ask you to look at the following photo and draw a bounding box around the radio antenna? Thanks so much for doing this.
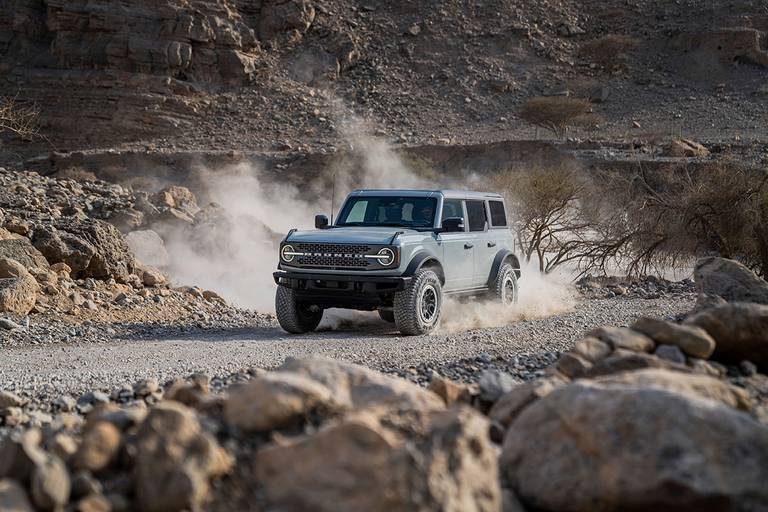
[330,172,336,225]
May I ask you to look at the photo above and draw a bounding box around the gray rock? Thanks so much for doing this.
[479,370,517,403]
[0,479,34,512]
[0,318,22,330]
[654,344,687,364]
[694,256,768,304]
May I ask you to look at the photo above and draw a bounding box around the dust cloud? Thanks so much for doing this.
[148,120,574,331]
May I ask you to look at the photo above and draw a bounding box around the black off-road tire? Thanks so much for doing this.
[393,269,442,335]
[275,286,323,334]
[491,262,519,305]
[378,309,395,323]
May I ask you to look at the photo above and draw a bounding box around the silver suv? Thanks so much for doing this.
[273,189,521,335]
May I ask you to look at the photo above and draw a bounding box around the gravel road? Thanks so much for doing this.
[1,295,695,404]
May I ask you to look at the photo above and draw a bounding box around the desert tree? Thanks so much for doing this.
[518,96,592,138]
[0,95,40,141]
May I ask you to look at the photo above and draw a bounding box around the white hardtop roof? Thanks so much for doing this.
[349,189,503,200]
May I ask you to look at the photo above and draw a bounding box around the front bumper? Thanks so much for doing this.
[273,271,411,309]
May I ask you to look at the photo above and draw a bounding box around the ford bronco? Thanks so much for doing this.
[273,189,521,335]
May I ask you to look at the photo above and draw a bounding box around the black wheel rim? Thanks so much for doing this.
[420,285,438,322]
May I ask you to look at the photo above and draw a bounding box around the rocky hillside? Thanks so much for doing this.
[1,0,767,160]
[0,257,767,511]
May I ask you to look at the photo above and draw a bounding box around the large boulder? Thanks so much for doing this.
[279,358,444,411]
[124,230,169,268]
[134,401,231,512]
[693,257,768,304]
[0,258,39,315]
[254,406,500,512]
[0,239,49,270]
[224,372,342,432]
[33,219,135,280]
[631,317,715,358]
[501,381,768,511]
[686,302,768,369]
[259,0,316,40]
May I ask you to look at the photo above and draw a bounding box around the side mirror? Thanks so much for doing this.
[315,214,329,229]
[441,217,464,233]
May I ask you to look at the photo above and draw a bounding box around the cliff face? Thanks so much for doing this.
[1,0,315,84]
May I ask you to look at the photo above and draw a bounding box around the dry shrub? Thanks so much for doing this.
[0,95,39,140]
[579,34,639,68]
[518,96,592,138]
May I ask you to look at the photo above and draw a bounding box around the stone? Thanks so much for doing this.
[0,258,39,315]
[225,372,341,432]
[489,377,566,429]
[654,344,687,364]
[693,256,768,304]
[555,352,592,378]
[501,381,768,511]
[427,376,473,405]
[0,391,26,408]
[632,317,716,358]
[133,378,159,397]
[0,479,34,512]
[70,471,102,499]
[588,326,655,352]
[141,266,166,287]
[134,401,231,512]
[570,336,612,362]
[583,350,691,378]
[259,0,316,40]
[53,395,76,413]
[30,454,70,511]
[0,318,22,330]
[76,494,112,512]
[686,302,768,369]
[0,239,50,270]
[254,407,500,512]
[50,433,78,461]
[478,370,517,403]
[0,429,44,483]
[279,358,444,411]
[124,230,169,268]
[595,368,752,411]
[72,421,121,473]
[664,138,710,157]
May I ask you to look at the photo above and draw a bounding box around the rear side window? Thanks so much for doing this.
[465,200,487,232]
[489,200,507,227]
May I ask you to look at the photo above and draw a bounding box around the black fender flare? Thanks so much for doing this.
[487,250,521,287]
[404,252,445,284]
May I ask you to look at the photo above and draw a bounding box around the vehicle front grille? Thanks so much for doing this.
[294,243,373,268]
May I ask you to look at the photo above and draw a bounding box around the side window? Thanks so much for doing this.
[465,200,487,232]
[441,199,464,222]
[489,200,507,227]
[346,200,367,223]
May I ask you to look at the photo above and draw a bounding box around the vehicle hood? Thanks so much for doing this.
[284,227,419,245]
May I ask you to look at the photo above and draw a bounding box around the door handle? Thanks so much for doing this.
[488,241,497,248]
[464,243,474,249]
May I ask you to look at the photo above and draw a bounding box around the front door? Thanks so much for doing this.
[438,199,474,291]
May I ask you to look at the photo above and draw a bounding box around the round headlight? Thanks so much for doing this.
[281,244,295,262]
[378,247,395,266]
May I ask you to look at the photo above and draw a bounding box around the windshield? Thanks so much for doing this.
[336,196,437,228]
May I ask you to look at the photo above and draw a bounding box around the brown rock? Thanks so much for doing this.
[501,381,768,511]
[570,336,612,362]
[0,428,44,484]
[30,454,70,511]
[72,421,121,473]
[254,406,500,512]
[0,258,39,315]
[428,376,473,405]
[225,372,341,432]
[76,494,112,512]
[0,390,26,408]
[0,479,34,512]
[664,138,710,157]
[588,326,655,352]
[583,350,691,378]
[0,239,50,270]
[631,317,716,358]
[686,302,768,369]
[595,368,752,411]
[555,352,592,378]
[134,401,231,512]
[50,433,78,461]
[140,266,166,287]
[279,357,444,411]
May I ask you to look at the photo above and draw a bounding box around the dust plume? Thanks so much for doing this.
[437,261,576,334]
